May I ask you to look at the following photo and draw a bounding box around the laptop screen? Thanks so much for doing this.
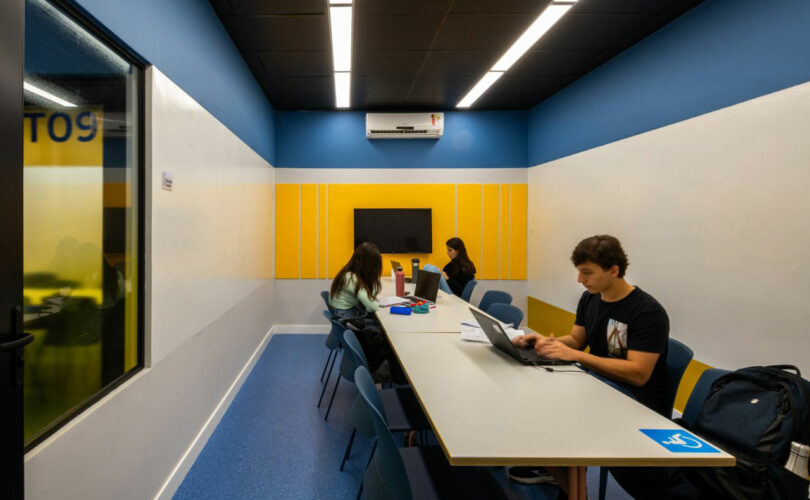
[413,269,440,302]
[390,260,402,272]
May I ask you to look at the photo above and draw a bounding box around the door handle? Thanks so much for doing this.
[0,333,33,352]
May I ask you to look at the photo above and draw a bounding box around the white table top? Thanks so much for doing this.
[375,278,487,334]
[387,332,735,467]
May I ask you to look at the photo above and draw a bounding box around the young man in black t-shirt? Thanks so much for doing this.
[508,235,672,497]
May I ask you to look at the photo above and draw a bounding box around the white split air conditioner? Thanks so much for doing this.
[366,112,444,139]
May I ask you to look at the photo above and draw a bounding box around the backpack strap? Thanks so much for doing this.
[766,364,801,377]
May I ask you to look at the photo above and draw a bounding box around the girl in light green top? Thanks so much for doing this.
[329,242,382,318]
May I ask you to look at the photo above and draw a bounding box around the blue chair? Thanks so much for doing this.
[598,337,694,500]
[318,312,345,408]
[486,303,523,327]
[681,368,730,428]
[323,324,363,421]
[340,330,430,472]
[321,290,335,312]
[478,290,512,312]
[460,280,477,302]
[355,366,507,500]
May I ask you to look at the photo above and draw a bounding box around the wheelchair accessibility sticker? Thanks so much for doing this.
[639,429,720,453]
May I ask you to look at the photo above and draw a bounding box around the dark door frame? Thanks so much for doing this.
[0,0,27,498]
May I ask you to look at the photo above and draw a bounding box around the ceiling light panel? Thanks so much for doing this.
[23,81,76,107]
[335,72,351,108]
[329,5,353,73]
[457,0,577,108]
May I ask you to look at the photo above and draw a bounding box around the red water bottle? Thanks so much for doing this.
[395,267,405,297]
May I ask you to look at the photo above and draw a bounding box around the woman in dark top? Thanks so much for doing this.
[442,237,476,297]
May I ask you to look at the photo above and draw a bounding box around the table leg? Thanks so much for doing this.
[567,466,587,500]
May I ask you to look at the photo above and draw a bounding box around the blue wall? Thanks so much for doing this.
[70,0,276,165]
[275,111,527,168]
[528,0,810,166]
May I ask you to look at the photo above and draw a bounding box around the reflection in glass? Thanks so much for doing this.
[23,0,140,444]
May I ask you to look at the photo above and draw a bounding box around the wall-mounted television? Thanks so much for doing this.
[354,208,432,254]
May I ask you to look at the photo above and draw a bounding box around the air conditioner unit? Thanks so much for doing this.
[366,112,444,139]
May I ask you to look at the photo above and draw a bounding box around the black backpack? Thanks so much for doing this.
[685,365,810,499]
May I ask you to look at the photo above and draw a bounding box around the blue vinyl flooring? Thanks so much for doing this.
[175,334,631,499]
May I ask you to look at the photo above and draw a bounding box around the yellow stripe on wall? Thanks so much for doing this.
[509,184,527,280]
[481,184,500,280]
[457,184,482,271]
[300,184,317,278]
[500,185,510,280]
[275,184,300,278]
[318,184,328,279]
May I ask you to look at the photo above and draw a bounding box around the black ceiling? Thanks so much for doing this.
[210,0,703,111]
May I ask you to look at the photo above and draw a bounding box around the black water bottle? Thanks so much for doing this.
[411,258,420,283]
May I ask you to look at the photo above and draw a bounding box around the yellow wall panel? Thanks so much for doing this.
[481,184,500,280]
[275,184,300,278]
[300,184,317,278]
[500,185,510,280]
[327,184,456,279]
[318,184,328,279]
[456,184,482,275]
[509,184,527,279]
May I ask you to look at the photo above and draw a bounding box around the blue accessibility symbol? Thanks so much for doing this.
[640,429,720,453]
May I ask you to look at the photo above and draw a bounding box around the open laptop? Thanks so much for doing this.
[389,260,412,283]
[404,269,440,303]
[469,308,574,366]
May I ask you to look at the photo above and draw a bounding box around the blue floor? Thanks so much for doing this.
[175,334,631,499]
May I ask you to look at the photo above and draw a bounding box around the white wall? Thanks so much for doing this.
[528,81,810,374]
[24,68,276,500]
[274,168,529,330]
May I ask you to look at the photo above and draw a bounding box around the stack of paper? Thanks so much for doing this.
[378,296,411,307]
[460,326,524,343]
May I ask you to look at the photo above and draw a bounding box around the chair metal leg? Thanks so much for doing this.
[598,467,608,500]
[324,376,341,421]
[318,350,340,408]
[320,349,335,383]
[340,429,356,471]
[356,440,376,500]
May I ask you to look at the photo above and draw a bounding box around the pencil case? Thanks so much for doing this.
[390,306,412,315]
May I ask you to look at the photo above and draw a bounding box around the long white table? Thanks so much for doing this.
[372,279,734,499]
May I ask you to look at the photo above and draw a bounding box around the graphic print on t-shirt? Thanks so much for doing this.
[606,319,628,357]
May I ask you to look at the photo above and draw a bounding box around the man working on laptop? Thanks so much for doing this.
[508,235,671,498]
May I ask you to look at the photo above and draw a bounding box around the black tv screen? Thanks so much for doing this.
[354,209,432,253]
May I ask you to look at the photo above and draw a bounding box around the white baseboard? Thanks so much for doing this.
[270,324,330,334]
[154,328,273,500]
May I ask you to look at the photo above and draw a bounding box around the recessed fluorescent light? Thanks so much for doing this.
[457,0,577,108]
[329,5,353,72]
[23,81,76,107]
[456,72,504,108]
[492,2,576,72]
[335,72,351,108]
[329,0,352,4]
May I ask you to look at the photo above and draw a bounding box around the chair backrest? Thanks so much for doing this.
[478,290,512,312]
[486,303,523,327]
[681,368,730,427]
[461,280,477,302]
[355,366,411,500]
[338,329,362,382]
[320,290,330,307]
[343,329,369,371]
[663,338,694,416]
[322,310,343,349]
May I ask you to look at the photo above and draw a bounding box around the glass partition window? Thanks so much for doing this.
[23,0,141,445]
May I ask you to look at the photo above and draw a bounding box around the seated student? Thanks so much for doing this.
[508,235,672,498]
[441,237,476,297]
[329,242,403,383]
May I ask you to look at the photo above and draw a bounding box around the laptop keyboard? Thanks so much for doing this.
[517,346,573,366]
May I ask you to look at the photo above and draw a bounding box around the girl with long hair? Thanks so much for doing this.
[442,237,476,297]
[329,241,382,318]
